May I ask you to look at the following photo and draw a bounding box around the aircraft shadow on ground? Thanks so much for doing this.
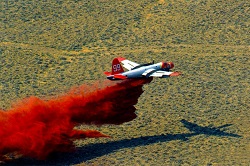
[5,119,241,166]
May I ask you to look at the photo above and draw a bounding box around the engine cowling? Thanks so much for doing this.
[162,62,174,70]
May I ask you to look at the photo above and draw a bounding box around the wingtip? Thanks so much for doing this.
[170,71,181,77]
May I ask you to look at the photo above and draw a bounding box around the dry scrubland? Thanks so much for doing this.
[1,0,250,165]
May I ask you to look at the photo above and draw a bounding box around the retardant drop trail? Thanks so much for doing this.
[0,78,152,161]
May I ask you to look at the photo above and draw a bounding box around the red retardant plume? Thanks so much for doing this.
[0,78,152,161]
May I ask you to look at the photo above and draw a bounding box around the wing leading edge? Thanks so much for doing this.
[142,69,180,78]
[118,58,140,71]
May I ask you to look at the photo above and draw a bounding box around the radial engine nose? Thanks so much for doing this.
[162,61,174,70]
[167,62,174,69]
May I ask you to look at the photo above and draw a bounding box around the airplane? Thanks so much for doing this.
[104,57,181,80]
[180,119,241,138]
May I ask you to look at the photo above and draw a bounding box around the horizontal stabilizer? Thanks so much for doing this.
[104,71,111,76]
[114,74,127,80]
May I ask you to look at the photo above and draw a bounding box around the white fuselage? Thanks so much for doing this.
[122,63,162,78]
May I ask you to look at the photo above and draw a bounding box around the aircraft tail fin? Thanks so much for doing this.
[111,58,124,75]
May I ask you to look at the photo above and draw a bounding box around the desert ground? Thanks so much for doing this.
[1,0,249,165]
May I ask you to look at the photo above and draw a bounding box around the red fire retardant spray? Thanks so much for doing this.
[0,78,152,161]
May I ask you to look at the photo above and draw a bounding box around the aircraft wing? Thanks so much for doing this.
[118,57,140,71]
[142,69,179,78]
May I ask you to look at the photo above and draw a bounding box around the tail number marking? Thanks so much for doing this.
[113,64,121,72]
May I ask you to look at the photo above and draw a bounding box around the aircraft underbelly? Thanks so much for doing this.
[124,70,143,78]
[123,64,161,78]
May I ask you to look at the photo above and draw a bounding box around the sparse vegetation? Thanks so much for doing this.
[0,0,249,165]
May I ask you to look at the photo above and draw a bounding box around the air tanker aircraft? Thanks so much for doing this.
[104,57,181,80]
